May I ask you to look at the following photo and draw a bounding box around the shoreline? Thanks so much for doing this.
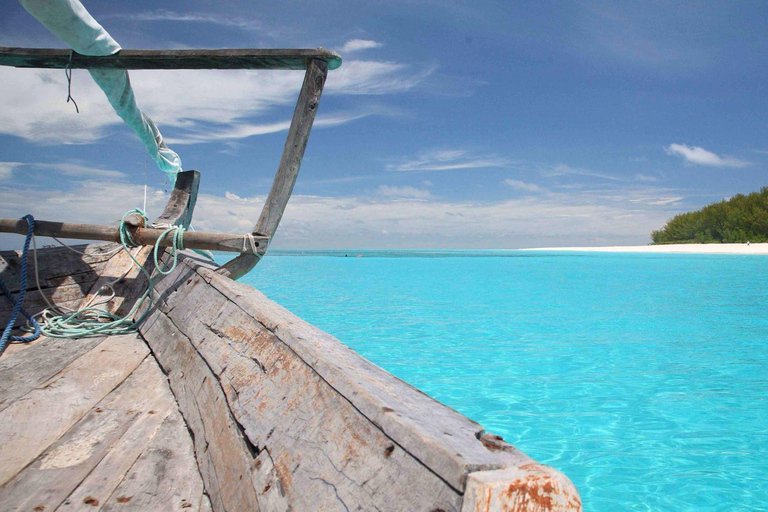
[521,243,768,254]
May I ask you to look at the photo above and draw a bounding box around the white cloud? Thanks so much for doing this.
[0,58,430,145]
[503,179,545,193]
[0,162,23,180]
[545,164,620,181]
[389,149,509,172]
[376,185,433,199]
[0,180,686,250]
[339,39,384,53]
[165,112,371,145]
[34,163,126,179]
[103,10,262,30]
[0,161,125,180]
[634,173,661,182]
[664,143,750,168]
[329,60,434,95]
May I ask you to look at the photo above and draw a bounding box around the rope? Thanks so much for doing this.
[65,50,80,114]
[0,215,42,357]
[243,233,258,255]
[152,223,185,275]
[1,209,187,344]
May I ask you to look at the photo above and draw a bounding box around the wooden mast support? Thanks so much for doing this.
[0,47,341,71]
[218,58,330,280]
[1,48,339,279]
[0,218,267,254]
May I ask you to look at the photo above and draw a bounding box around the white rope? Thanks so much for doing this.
[243,233,259,255]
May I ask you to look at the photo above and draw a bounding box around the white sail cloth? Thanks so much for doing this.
[19,0,182,181]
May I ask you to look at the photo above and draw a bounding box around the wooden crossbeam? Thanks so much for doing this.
[0,47,342,71]
[0,218,268,254]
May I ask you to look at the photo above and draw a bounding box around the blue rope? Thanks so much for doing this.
[0,215,42,356]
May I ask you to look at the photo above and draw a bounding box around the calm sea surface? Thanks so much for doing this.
[235,250,768,511]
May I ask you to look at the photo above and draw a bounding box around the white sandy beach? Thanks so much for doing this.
[522,243,768,254]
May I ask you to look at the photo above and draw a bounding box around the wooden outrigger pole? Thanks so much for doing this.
[0,47,340,279]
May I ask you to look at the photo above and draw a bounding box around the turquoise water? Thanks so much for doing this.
[236,250,768,511]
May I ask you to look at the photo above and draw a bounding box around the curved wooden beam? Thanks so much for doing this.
[153,170,200,229]
[218,59,329,280]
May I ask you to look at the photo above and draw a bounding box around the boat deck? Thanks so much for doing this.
[0,332,209,510]
[0,243,581,511]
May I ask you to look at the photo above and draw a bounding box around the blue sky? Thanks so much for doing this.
[1,0,767,249]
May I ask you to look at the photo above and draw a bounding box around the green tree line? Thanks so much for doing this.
[651,187,768,244]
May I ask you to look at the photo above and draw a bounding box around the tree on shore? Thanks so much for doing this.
[651,187,768,244]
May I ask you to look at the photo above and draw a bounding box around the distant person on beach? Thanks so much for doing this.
[747,241,750,245]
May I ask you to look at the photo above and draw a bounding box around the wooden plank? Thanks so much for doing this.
[98,405,206,511]
[0,335,105,413]
[141,251,582,509]
[0,358,171,511]
[142,260,464,511]
[461,466,582,512]
[58,359,198,511]
[140,311,260,512]
[220,58,329,280]
[0,47,342,71]
[0,243,114,293]
[193,257,530,492]
[80,246,154,320]
[0,334,148,486]
[0,217,267,254]
[0,282,96,328]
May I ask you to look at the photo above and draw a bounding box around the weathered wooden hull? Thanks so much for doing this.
[0,244,582,511]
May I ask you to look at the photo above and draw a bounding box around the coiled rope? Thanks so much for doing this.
[0,215,42,357]
[0,209,186,346]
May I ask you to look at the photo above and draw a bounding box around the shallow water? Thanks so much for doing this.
[236,250,768,511]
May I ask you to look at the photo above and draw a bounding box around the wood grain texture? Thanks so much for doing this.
[220,59,329,280]
[0,334,148,486]
[0,357,171,511]
[146,251,581,511]
[190,256,532,491]
[98,403,206,511]
[140,308,261,512]
[0,335,105,413]
[153,170,200,230]
[0,47,342,70]
[0,243,114,293]
[461,465,582,512]
[0,282,95,328]
[145,253,467,511]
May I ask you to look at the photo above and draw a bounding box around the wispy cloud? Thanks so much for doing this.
[634,173,661,182]
[628,196,683,206]
[503,179,545,193]
[166,112,371,145]
[664,143,750,168]
[375,185,433,199]
[34,163,126,179]
[329,60,435,95]
[339,39,384,53]
[388,149,510,172]
[0,161,125,180]
[0,162,23,180]
[0,180,688,250]
[544,163,620,181]
[102,10,262,31]
[578,3,708,70]
[0,58,431,145]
